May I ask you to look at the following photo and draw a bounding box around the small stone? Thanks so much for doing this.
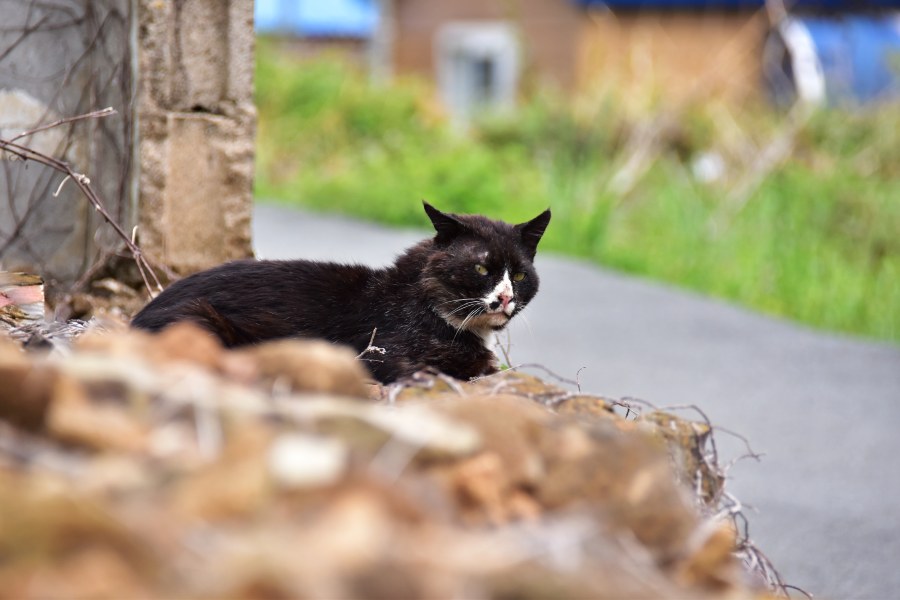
[149,322,225,371]
[452,452,509,524]
[364,403,482,458]
[268,433,348,489]
[0,349,55,431]
[283,398,482,459]
[241,339,371,397]
[45,375,148,453]
[676,520,740,589]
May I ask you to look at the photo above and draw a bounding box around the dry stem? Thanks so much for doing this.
[0,108,164,298]
[356,327,387,361]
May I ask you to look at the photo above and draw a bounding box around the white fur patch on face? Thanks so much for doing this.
[483,270,515,316]
[434,267,517,338]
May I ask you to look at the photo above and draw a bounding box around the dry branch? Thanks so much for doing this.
[8,106,117,144]
[0,2,137,296]
[356,327,387,361]
[0,108,164,298]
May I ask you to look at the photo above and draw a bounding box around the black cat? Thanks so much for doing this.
[131,202,550,383]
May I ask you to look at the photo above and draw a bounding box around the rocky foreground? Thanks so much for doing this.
[0,316,786,599]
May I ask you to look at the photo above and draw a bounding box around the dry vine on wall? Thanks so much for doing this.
[0,0,142,305]
[0,108,163,300]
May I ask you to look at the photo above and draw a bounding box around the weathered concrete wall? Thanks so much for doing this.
[136,0,256,276]
[0,2,133,288]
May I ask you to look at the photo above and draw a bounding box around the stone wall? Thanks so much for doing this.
[0,323,782,598]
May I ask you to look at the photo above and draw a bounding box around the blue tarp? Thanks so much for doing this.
[802,15,900,102]
[255,0,378,38]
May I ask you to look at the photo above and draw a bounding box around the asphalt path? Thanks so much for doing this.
[253,202,900,599]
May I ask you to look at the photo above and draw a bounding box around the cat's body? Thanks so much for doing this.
[131,203,550,383]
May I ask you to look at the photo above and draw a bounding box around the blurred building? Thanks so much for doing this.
[389,0,771,120]
[391,0,900,116]
[254,0,900,119]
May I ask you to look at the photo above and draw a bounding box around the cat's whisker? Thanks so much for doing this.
[446,301,484,317]
[446,300,481,310]
[447,300,484,314]
[519,312,536,341]
[437,297,482,307]
[454,306,484,341]
[454,312,474,339]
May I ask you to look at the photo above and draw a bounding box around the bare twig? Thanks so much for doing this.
[783,584,815,599]
[436,372,466,395]
[0,111,165,297]
[0,2,148,296]
[494,329,513,367]
[5,138,158,295]
[472,362,583,390]
[356,327,387,360]
[9,106,117,143]
[574,366,586,393]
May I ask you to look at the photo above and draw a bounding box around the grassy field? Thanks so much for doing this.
[255,41,900,343]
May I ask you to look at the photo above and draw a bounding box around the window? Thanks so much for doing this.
[435,22,520,126]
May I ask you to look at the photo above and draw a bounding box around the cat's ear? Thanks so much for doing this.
[516,209,551,257]
[423,201,465,243]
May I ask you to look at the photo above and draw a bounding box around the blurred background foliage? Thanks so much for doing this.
[255,39,899,343]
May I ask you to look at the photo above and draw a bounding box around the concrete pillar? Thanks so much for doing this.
[136,0,256,276]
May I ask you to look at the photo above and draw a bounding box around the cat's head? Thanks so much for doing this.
[420,202,551,336]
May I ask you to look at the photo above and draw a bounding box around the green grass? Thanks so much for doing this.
[255,40,900,343]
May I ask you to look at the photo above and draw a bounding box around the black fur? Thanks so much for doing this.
[131,203,551,383]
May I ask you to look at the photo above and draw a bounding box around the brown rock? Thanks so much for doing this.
[640,411,725,506]
[148,321,225,370]
[74,326,155,358]
[451,451,510,525]
[555,394,619,420]
[506,489,543,522]
[433,394,548,488]
[23,546,152,600]
[0,320,782,599]
[0,470,153,591]
[534,417,699,563]
[76,321,223,371]
[172,425,272,520]
[238,339,371,398]
[0,340,55,431]
[675,520,741,589]
[45,375,149,453]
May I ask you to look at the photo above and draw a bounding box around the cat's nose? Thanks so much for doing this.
[489,294,513,312]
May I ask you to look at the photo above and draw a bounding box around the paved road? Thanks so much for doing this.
[254,203,900,599]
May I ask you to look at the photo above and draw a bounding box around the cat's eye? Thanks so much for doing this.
[513,272,526,282]
[474,264,489,276]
